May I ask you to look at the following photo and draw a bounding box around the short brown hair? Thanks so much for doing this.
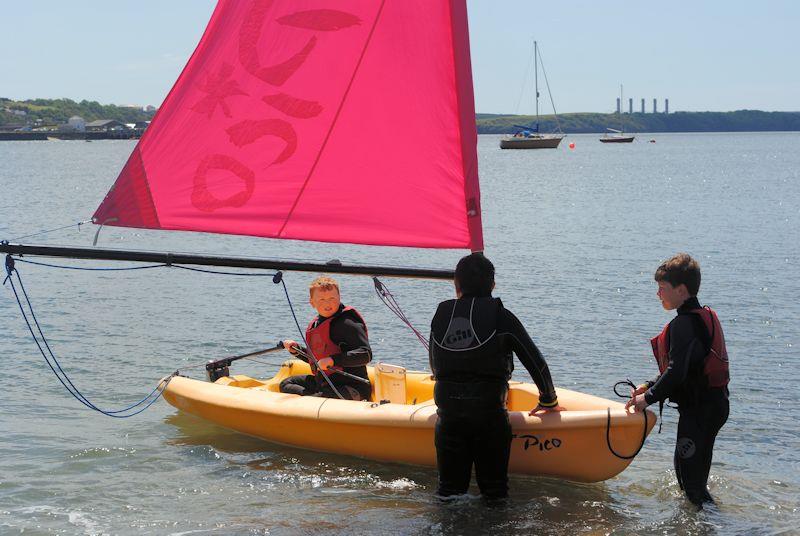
[654,253,701,296]
[309,276,339,297]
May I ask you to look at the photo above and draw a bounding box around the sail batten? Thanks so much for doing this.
[94,0,483,251]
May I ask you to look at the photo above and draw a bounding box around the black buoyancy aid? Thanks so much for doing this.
[305,306,367,375]
[650,305,730,388]
[430,297,512,412]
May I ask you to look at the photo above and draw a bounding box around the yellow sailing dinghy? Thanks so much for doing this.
[163,359,655,483]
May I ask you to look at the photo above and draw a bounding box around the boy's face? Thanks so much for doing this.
[310,287,341,317]
[656,281,689,311]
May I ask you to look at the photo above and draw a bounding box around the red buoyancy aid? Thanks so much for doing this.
[305,306,367,375]
[650,306,730,388]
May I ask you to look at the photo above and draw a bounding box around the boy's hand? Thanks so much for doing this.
[317,357,334,371]
[626,393,649,412]
[529,404,565,416]
[283,340,299,354]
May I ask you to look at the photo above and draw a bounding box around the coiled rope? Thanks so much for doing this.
[3,255,174,417]
[605,379,650,460]
[2,254,312,416]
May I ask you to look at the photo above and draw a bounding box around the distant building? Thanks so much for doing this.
[68,115,86,132]
[85,119,128,132]
[143,105,156,113]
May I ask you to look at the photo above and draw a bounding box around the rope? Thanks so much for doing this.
[605,379,649,459]
[9,220,92,242]
[14,258,166,271]
[535,44,563,134]
[3,256,174,417]
[0,255,362,408]
[372,277,429,351]
[170,265,277,277]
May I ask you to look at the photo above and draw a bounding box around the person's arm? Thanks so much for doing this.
[500,309,559,407]
[428,334,437,378]
[644,315,701,405]
[329,317,372,368]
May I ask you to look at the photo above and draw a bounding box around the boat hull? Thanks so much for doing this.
[500,135,564,149]
[162,360,655,482]
[599,136,635,143]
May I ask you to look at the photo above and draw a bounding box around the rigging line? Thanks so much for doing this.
[9,220,92,242]
[536,44,562,133]
[514,39,537,116]
[373,277,429,350]
[169,265,277,277]
[5,268,171,417]
[14,257,278,277]
[14,258,166,271]
[242,356,292,368]
[280,278,308,347]
[276,0,387,238]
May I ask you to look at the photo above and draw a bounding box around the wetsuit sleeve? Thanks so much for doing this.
[330,316,372,367]
[428,334,437,378]
[645,315,704,404]
[500,309,559,406]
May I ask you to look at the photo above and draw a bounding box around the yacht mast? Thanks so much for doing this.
[534,40,539,125]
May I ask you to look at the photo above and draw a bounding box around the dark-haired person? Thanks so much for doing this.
[429,253,562,500]
[627,253,730,508]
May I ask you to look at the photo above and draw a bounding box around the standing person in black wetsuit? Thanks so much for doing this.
[429,253,563,500]
[281,276,373,401]
[627,253,730,508]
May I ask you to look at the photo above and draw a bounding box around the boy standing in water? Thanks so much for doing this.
[429,253,562,500]
[281,276,373,401]
[627,253,730,508]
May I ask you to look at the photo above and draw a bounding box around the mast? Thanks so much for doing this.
[534,40,539,128]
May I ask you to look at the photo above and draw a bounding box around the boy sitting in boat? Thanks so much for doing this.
[280,276,373,401]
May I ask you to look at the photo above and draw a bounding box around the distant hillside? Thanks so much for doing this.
[4,98,798,134]
[0,98,155,126]
[477,110,800,134]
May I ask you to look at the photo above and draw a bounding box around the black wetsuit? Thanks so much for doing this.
[429,296,558,499]
[645,297,730,506]
[280,304,372,401]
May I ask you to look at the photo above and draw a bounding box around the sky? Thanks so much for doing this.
[1,1,798,114]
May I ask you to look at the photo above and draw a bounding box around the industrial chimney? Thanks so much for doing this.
[653,98,658,113]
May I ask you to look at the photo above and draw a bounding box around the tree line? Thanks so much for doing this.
[0,98,155,126]
[477,110,800,134]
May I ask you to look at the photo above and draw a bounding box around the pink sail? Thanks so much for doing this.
[94,0,483,251]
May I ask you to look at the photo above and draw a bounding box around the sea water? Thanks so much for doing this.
[0,132,798,535]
